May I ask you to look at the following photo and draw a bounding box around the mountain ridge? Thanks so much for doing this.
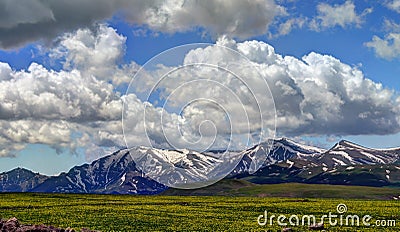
[0,167,48,192]
[1,138,400,194]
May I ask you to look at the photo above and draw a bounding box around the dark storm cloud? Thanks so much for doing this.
[0,0,119,49]
[0,0,282,49]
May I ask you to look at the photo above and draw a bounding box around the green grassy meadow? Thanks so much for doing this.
[1,184,400,231]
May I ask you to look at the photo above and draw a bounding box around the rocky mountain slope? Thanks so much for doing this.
[1,138,400,194]
[32,149,166,194]
[0,168,48,192]
[232,140,400,187]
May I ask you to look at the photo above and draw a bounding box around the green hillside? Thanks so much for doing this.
[163,180,400,199]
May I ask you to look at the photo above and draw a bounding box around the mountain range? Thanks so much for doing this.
[1,138,400,194]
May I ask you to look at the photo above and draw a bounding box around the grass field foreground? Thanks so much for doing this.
[1,191,400,231]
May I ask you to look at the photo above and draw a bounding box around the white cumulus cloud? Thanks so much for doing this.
[386,0,400,13]
[365,4,400,60]
[0,25,399,160]
[310,1,372,31]
[0,26,126,158]
[365,33,400,60]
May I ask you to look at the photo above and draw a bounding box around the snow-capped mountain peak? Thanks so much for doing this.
[2,138,400,194]
[316,140,400,167]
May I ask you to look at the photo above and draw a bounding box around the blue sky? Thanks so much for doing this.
[0,0,400,175]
